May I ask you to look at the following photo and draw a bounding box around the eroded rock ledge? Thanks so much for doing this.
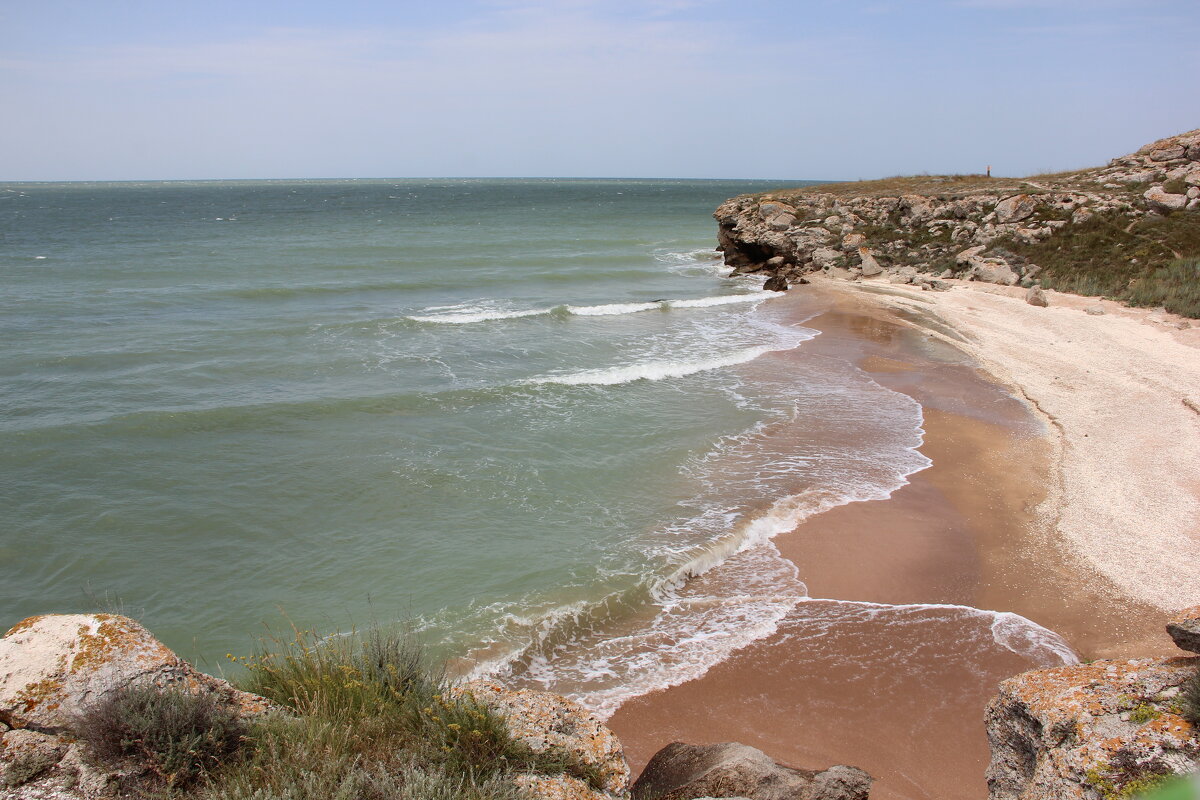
[715,129,1200,291]
[986,608,1200,800]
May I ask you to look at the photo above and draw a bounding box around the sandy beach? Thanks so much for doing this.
[609,280,1200,799]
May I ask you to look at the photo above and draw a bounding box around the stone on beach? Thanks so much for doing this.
[1166,605,1200,653]
[631,741,870,800]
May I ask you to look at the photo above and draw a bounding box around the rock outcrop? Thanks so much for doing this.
[985,613,1200,800]
[1166,606,1200,654]
[714,129,1200,290]
[631,741,871,800]
[462,680,631,797]
[0,614,271,735]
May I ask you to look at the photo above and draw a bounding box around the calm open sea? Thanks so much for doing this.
[1,178,949,713]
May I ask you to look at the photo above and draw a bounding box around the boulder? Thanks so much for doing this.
[857,247,883,277]
[898,194,935,224]
[995,195,1038,224]
[812,248,842,269]
[0,614,273,734]
[763,275,789,292]
[515,773,613,800]
[632,742,869,800]
[1149,145,1187,162]
[0,728,66,788]
[1166,605,1200,653]
[1144,186,1188,212]
[1025,286,1048,307]
[463,681,630,796]
[841,233,866,252]
[986,657,1200,800]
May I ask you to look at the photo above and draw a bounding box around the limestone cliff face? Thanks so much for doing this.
[715,129,1200,290]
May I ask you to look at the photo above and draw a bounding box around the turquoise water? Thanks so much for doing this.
[1,179,934,712]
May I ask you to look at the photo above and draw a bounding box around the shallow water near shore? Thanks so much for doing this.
[1,180,1073,728]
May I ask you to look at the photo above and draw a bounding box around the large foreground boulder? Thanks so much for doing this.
[985,657,1200,800]
[0,614,271,735]
[631,741,870,800]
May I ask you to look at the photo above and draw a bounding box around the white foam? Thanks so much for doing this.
[407,293,771,324]
[672,293,769,309]
[408,306,551,324]
[567,302,662,316]
[523,346,777,387]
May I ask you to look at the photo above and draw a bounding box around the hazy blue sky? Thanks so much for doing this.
[2,0,1197,181]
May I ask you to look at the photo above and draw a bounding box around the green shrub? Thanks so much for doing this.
[72,683,246,791]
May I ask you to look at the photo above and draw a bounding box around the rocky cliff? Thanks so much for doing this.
[985,608,1200,800]
[714,129,1200,299]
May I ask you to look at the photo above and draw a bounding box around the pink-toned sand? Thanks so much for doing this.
[606,282,1200,800]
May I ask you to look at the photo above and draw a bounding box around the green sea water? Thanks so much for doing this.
[1,178,942,712]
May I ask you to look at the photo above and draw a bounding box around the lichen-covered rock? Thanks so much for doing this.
[0,614,273,734]
[1144,186,1189,213]
[515,774,614,800]
[0,730,66,788]
[985,657,1200,800]
[631,742,871,800]
[462,681,630,796]
[995,194,1038,224]
[1166,606,1200,654]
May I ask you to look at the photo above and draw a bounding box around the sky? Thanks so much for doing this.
[2,0,1198,181]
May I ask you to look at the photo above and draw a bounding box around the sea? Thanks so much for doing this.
[0,179,1070,717]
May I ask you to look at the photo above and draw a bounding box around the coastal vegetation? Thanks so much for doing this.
[67,626,600,800]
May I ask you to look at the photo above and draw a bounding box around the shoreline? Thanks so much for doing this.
[605,279,1200,799]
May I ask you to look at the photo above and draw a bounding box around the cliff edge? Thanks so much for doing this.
[716,129,1199,314]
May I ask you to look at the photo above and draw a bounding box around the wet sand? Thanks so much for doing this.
[607,286,1180,799]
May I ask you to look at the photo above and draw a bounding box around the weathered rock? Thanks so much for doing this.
[0,614,273,734]
[0,729,66,788]
[631,742,870,800]
[1144,186,1189,213]
[1084,306,1105,316]
[969,258,1019,286]
[812,248,842,269]
[515,773,613,800]
[985,657,1200,800]
[1025,286,1048,307]
[898,194,935,224]
[463,681,630,796]
[995,195,1038,224]
[841,233,865,252]
[1166,606,1200,654]
[1149,145,1187,162]
[857,247,883,277]
[763,275,789,292]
